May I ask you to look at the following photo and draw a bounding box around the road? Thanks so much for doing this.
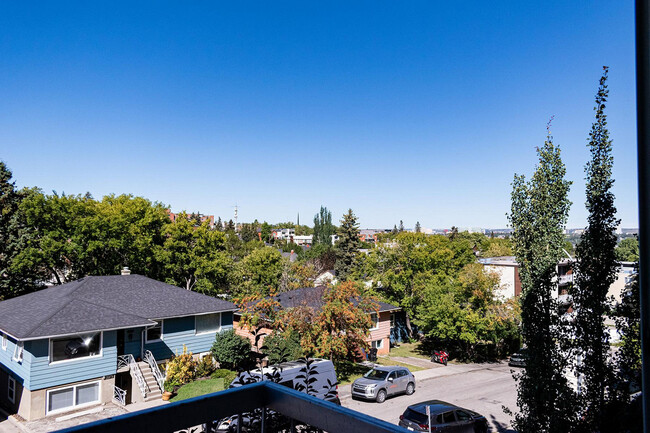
[341,362,518,433]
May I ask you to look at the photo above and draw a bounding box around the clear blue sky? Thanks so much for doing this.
[0,1,638,229]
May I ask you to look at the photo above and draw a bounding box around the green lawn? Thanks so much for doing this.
[376,357,425,371]
[387,342,431,360]
[169,377,225,402]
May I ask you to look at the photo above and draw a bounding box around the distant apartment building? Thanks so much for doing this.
[293,235,313,246]
[167,210,215,229]
[272,228,295,241]
[480,256,635,312]
[478,256,573,302]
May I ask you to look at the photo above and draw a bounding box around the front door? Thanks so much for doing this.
[117,329,125,356]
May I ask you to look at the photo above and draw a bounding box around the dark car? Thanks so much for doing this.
[508,348,529,367]
[398,400,488,433]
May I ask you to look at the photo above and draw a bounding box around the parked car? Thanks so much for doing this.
[398,400,488,433]
[351,365,415,403]
[508,348,529,367]
[212,359,340,432]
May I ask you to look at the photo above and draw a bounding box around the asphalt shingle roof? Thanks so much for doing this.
[0,274,236,340]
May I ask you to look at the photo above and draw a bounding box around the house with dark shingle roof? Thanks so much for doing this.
[0,271,236,421]
[234,286,400,357]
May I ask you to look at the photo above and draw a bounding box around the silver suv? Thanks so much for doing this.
[351,365,415,403]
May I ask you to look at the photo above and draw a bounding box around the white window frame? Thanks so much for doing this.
[48,332,103,365]
[7,377,15,404]
[12,341,23,363]
[1,333,6,351]
[371,339,384,349]
[390,313,396,328]
[369,313,380,331]
[145,321,163,343]
[46,380,101,415]
[195,313,222,336]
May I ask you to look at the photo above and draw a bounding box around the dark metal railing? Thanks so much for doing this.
[54,381,410,433]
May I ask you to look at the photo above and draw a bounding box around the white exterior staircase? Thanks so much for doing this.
[139,361,163,401]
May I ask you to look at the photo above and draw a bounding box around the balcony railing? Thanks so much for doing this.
[54,381,409,433]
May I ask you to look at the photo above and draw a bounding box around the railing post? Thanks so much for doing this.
[260,407,266,433]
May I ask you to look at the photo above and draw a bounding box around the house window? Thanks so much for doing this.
[390,313,396,328]
[46,381,100,414]
[196,313,221,335]
[146,322,163,343]
[7,377,15,404]
[1,333,6,351]
[371,339,384,349]
[50,333,101,363]
[12,341,23,363]
[370,313,379,330]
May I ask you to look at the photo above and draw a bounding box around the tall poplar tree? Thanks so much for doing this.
[313,206,334,245]
[570,67,620,431]
[335,209,361,280]
[508,124,576,433]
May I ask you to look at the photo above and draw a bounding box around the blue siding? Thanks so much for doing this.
[145,313,234,361]
[123,328,143,358]
[28,331,118,391]
[0,335,30,387]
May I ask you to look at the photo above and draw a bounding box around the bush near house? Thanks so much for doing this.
[263,331,304,364]
[211,329,252,370]
[196,355,217,378]
[165,346,197,387]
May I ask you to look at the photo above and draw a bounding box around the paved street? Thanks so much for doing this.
[340,361,518,433]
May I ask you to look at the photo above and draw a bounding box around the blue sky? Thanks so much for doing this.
[0,1,638,229]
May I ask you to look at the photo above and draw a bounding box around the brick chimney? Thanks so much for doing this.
[121,267,131,276]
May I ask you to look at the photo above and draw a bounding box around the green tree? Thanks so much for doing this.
[615,237,639,262]
[211,329,252,370]
[0,163,40,299]
[260,222,272,243]
[334,209,361,280]
[399,220,405,232]
[313,206,334,245]
[233,247,284,297]
[263,330,304,364]
[159,214,231,294]
[415,221,421,233]
[614,272,641,405]
[508,124,576,433]
[571,67,620,431]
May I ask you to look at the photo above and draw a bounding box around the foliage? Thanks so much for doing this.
[0,162,40,299]
[195,355,217,378]
[211,368,238,386]
[570,66,621,432]
[482,238,513,257]
[334,209,361,280]
[413,264,520,360]
[362,232,476,336]
[303,243,337,274]
[232,247,284,298]
[165,346,197,386]
[414,221,421,233]
[508,123,576,433]
[263,330,304,364]
[313,206,335,245]
[278,260,317,292]
[287,282,378,361]
[615,237,639,262]
[158,214,231,294]
[211,329,252,370]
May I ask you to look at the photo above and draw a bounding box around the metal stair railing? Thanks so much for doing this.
[117,354,148,398]
[113,385,127,406]
[143,349,165,392]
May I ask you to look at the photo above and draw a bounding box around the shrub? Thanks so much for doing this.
[263,331,303,364]
[212,369,237,386]
[165,345,196,386]
[196,355,216,378]
[211,329,252,370]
